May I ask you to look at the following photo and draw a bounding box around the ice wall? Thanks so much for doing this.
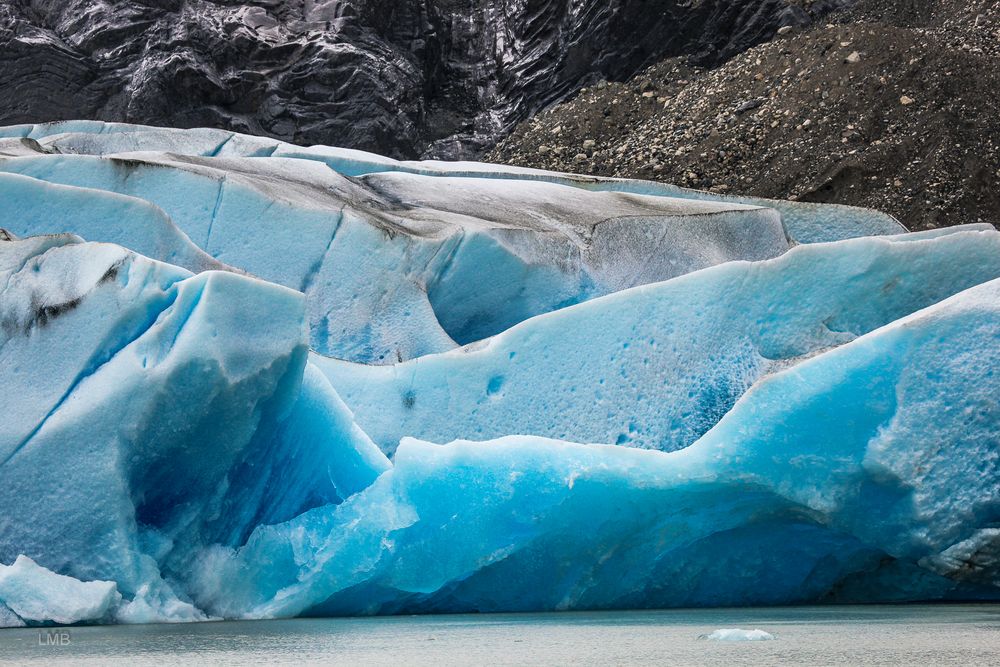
[190,277,1000,617]
[0,122,996,626]
[0,122,905,361]
[0,235,387,621]
[316,228,1000,455]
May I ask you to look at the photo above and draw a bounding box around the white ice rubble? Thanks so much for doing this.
[700,629,776,641]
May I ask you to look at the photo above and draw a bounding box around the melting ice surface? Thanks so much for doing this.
[0,122,998,627]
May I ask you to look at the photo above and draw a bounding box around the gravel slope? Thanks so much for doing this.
[488,0,1000,230]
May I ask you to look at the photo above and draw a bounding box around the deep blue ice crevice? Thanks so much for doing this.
[195,276,1000,617]
[0,236,389,623]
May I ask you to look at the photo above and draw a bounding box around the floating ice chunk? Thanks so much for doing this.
[700,629,775,641]
[0,555,120,626]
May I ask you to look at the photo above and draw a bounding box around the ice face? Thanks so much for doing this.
[0,234,303,597]
[4,242,1000,621]
[0,121,997,625]
[0,604,24,629]
[0,235,387,621]
[186,279,1000,617]
[0,172,224,274]
[315,228,1000,456]
[0,122,906,243]
[0,121,905,361]
[0,148,788,361]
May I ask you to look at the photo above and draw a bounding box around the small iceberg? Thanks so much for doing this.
[699,628,776,641]
[0,556,121,626]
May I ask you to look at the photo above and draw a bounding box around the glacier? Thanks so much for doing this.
[0,121,998,626]
[314,226,1000,455]
[190,277,1000,618]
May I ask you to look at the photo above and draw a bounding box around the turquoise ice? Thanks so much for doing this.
[192,276,1000,617]
[315,227,1000,455]
[0,122,997,626]
[0,235,387,623]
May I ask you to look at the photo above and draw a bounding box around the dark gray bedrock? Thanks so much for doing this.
[0,0,849,159]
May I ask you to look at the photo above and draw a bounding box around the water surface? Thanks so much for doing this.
[2,605,999,665]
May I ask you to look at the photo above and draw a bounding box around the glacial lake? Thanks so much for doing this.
[2,605,999,666]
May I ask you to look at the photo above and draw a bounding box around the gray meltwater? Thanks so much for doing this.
[1,605,999,666]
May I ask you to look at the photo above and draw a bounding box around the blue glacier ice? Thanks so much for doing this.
[0,122,998,626]
[0,172,224,274]
[0,124,808,361]
[0,149,787,362]
[315,227,1000,455]
[0,121,905,243]
[0,233,387,622]
[187,277,1000,617]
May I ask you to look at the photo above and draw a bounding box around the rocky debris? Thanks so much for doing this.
[0,0,848,161]
[488,0,1000,230]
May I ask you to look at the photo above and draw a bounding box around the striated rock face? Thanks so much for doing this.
[0,0,848,159]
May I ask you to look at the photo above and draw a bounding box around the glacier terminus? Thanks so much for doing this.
[0,121,998,626]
